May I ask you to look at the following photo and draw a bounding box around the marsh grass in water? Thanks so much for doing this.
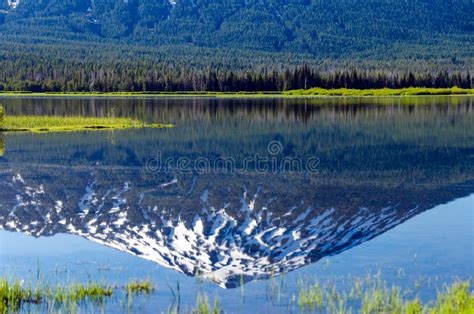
[297,278,324,311]
[295,276,474,314]
[195,293,221,314]
[0,105,173,133]
[166,293,221,314]
[164,293,220,314]
[1,275,472,313]
[430,281,474,314]
[0,279,40,313]
[48,282,113,304]
[126,279,154,294]
[0,278,154,313]
[283,87,474,97]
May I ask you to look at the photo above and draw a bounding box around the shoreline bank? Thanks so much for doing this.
[0,87,472,99]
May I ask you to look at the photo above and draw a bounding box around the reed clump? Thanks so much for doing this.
[0,279,40,313]
[195,293,221,314]
[0,278,156,313]
[50,282,113,305]
[296,277,474,313]
[297,279,324,311]
[430,281,474,314]
[126,279,154,295]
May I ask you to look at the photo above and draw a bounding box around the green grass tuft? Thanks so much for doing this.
[297,278,324,311]
[0,279,41,313]
[51,282,113,305]
[195,293,221,314]
[430,281,474,314]
[126,279,155,295]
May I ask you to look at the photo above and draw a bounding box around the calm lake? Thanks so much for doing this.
[0,96,473,313]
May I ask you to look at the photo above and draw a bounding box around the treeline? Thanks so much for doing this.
[1,0,472,93]
[0,63,471,92]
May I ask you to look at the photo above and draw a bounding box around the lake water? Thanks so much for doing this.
[0,96,473,313]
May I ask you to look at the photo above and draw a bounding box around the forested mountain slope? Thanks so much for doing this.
[0,0,472,64]
[0,0,472,91]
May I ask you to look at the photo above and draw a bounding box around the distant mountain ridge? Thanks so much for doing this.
[0,0,472,63]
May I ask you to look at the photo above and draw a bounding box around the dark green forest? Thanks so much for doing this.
[0,0,472,91]
[0,62,471,92]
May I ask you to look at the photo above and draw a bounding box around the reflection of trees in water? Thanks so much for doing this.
[1,96,472,123]
[2,99,473,186]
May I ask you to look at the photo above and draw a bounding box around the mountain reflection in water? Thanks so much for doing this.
[0,97,473,288]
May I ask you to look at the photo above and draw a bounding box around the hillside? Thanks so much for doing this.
[0,0,472,64]
[0,0,472,91]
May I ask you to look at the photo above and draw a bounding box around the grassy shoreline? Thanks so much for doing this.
[0,87,472,98]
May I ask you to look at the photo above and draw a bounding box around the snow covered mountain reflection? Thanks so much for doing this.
[1,164,472,288]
